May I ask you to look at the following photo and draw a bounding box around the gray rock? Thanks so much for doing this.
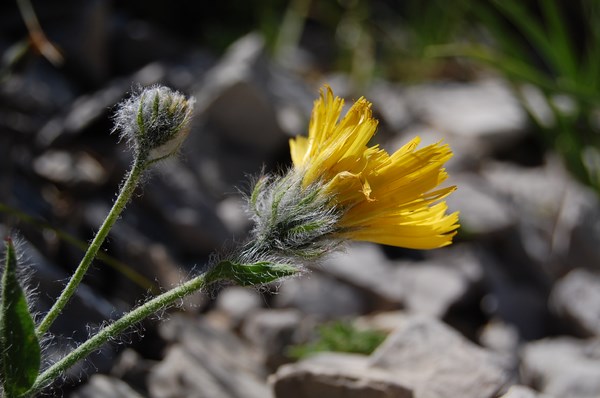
[479,319,520,357]
[187,33,314,194]
[215,286,264,328]
[110,348,156,395]
[394,251,482,317]
[550,269,600,337]
[216,195,253,236]
[370,315,511,398]
[569,205,600,272]
[70,374,143,398]
[478,319,521,384]
[500,385,553,398]
[142,157,230,254]
[193,33,284,152]
[521,337,600,398]
[270,352,413,398]
[37,62,167,145]
[405,79,527,147]
[274,272,369,317]
[445,173,516,236]
[355,311,411,334]
[242,308,307,369]
[149,314,270,398]
[33,150,107,186]
[150,345,271,398]
[316,243,482,317]
[367,81,412,131]
[482,159,598,273]
[316,243,404,306]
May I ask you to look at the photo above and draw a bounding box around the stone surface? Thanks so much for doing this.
[71,374,144,398]
[186,32,315,196]
[568,204,600,272]
[482,159,598,273]
[445,173,516,236]
[367,81,412,131]
[369,315,511,398]
[242,308,307,369]
[499,385,553,398]
[315,243,404,306]
[274,272,369,317]
[355,311,411,334]
[405,79,527,146]
[140,158,230,254]
[550,269,600,337]
[270,352,413,398]
[110,348,157,395]
[521,337,600,398]
[33,150,107,186]
[315,243,482,317]
[149,314,270,398]
[37,63,167,145]
[193,33,285,152]
[479,319,520,358]
[215,286,264,328]
[394,255,481,318]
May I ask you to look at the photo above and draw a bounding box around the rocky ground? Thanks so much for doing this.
[2,4,600,397]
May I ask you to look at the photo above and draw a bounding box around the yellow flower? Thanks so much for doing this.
[289,86,459,249]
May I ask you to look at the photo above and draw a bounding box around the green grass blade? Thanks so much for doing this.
[490,0,564,75]
[539,0,578,80]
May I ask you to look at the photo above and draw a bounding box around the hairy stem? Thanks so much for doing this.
[26,273,208,397]
[36,158,147,337]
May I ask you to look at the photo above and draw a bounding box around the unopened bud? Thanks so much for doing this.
[113,85,195,163]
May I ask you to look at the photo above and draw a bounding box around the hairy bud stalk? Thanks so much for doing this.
[36,85,195,339]
[113,85,195,163]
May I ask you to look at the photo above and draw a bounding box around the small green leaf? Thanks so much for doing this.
[207,260,299,286]
[0,238,41,397]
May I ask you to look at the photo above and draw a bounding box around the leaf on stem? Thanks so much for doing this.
[0,238,41,397]
[207,260,299,286]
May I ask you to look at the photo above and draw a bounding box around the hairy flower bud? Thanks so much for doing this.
[113,85,195,163]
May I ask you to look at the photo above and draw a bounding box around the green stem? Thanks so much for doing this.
[36,158,147,337]
[26,273,208,397]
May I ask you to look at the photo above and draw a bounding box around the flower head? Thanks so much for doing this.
[289,86,459,249]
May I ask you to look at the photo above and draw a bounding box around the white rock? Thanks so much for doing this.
[274,272,369,317]
[215,286,264,327]
[550,269,600,337]
[500,385,554,398]
[445,173,516,235]
[316,243,404,305]
[405,79,527,144]
[521,337,600,398]
[242,308,306,369]
[149,314,270,398]
[369,315,511,398]
[270,352,413,398]
[71,374,143,398]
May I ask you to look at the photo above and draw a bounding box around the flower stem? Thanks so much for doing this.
[27,273,208,397]
[36,158,147,337]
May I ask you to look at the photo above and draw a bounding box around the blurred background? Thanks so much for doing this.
[1,1,600,397]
